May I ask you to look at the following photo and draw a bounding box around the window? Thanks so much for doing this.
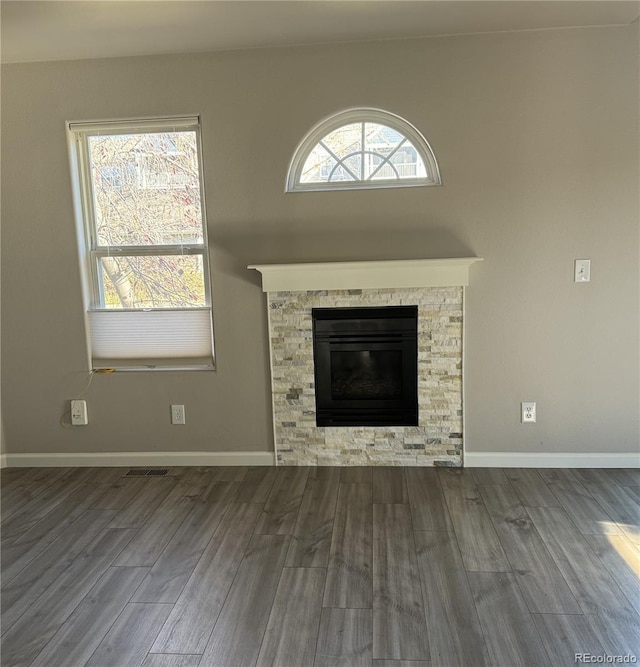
[68,116,214,370]
[286,108,441,192]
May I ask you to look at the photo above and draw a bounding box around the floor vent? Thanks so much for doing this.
[125,469,169,477]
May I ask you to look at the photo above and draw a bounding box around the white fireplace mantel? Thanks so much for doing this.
[248,257,483,292]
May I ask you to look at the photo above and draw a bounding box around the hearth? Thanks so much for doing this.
[312,306,418,426]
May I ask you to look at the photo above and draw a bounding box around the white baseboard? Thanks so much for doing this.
[464,452,640,468]
[2,450,276,468]
[3,450,637,469]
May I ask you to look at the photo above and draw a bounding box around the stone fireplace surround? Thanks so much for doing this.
[249,259,482,467]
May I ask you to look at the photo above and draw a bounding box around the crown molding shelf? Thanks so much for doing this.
[248,257,483,292]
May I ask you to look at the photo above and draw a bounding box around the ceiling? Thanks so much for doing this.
[2,1,639,64]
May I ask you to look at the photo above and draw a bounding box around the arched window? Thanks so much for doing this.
[286,108,441,192]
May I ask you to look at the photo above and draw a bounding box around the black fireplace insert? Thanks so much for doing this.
[312,305,418,427]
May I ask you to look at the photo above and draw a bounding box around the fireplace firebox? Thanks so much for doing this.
[312,306,419,427]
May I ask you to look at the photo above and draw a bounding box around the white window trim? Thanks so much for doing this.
[286,107,442,193]
[67,115,215,371]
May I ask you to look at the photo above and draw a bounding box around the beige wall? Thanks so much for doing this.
[1,25,638,456]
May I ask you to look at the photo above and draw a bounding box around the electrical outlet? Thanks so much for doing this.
[171,404,186,425]
[521,402,536,423]
[70,399,88,426]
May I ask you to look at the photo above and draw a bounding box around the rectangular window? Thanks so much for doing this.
[68,116,214,370]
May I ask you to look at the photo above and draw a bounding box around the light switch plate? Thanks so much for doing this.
[575,259,591,282]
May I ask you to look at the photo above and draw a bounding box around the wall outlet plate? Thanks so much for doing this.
[521,402,536,423]
[171,404,186,425]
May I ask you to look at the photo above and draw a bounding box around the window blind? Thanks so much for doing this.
[68,116,199,135]
[88,308,214,370]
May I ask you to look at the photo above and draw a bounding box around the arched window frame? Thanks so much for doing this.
[286,108,442,193]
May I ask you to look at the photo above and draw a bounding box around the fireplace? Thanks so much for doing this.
[249,257,481,465]
[312,306,418,427]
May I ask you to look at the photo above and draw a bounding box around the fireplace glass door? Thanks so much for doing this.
[312,306,418,426]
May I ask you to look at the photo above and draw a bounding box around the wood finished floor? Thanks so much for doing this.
[1,465,639,667]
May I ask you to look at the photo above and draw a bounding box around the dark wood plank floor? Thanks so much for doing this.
[1,465,639,666]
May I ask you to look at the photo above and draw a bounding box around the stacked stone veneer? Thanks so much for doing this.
[267,286,464,466]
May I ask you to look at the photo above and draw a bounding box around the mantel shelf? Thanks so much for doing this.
[248,257,483,292]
